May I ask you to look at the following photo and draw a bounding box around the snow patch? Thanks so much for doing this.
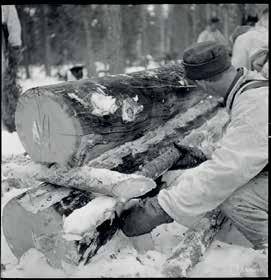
[91,91,118,116]
[63,196,117,239]
[1,131,25,156]
[2,248,65,278]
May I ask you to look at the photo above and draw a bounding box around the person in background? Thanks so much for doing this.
[119,41,268,254]
[197,16,227,46]
[2,5,22,133]
[66,64,85,81]
[231,8,268,78]
[230,12,259,46]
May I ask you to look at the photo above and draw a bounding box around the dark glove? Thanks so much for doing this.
[119,196,173,237]
[8,46,22,66]
[170,142,207,170]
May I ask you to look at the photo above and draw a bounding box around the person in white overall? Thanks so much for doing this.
[119,41,268,253]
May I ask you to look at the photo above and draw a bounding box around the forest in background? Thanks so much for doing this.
[16,4,268,78]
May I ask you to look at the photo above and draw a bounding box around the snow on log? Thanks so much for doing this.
[15,63,204,167]
[63,196,117,239]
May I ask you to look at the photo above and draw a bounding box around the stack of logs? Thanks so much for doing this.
[2,64,230,275]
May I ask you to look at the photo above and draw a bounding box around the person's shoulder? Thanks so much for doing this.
[238,80,268,109]
[234,30,253,44]
[240,27,263,39]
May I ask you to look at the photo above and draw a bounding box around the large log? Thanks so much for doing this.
[2,107,229,269]
[15,63,205,167]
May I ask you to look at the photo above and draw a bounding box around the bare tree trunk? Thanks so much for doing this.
[169,4,191,57]
[222,5,229,42]
[17,6,31,79]
[140,5,148,64]
[155,5,166,59]
[103,5,125,75]
[237,4,246,25]
[164,10,170,55]
[41,5,51,77]
[206,4,211,20]
[81,5,96,78]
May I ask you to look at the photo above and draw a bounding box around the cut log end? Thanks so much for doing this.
[15,90,83,165]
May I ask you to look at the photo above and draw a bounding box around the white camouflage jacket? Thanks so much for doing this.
[231,24,268,78]
[158,68,268,227]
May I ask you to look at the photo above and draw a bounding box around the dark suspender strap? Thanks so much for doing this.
[229,79,269,110]
[223,68,244,107]
[239,80,269,94]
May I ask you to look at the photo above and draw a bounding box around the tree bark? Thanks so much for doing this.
[15,64,204,167]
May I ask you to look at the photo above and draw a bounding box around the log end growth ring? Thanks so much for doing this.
[15,90,83,165]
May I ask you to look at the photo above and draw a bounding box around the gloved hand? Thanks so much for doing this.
[119,196,173,237]
[8,46,22,66]
[170,142,207,170]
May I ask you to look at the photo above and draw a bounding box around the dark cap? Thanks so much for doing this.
[182,41,231,80]
[208,16,220,24]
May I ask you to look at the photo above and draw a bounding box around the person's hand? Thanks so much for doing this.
[170,142,207,170]
[119,196,173,237]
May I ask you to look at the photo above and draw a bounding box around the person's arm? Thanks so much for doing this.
[158,90,268,227]
[6,5,22,47]
[231,35,249,69]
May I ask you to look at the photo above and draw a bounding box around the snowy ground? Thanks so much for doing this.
[1,66,268,277]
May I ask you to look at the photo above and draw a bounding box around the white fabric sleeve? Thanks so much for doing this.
[158,89,268,227]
